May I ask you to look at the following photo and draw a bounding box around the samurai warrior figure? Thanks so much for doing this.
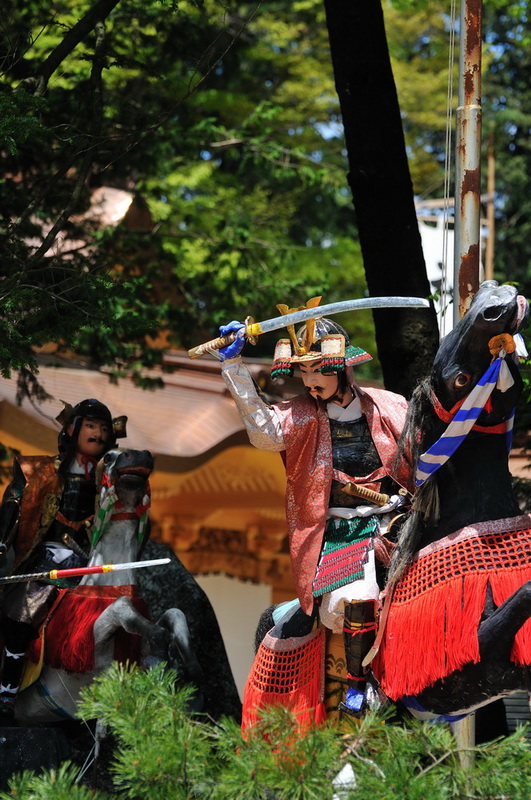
[0,399,126,717]
[213,311,413,722]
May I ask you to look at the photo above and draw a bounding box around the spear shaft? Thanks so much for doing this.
[0,557,171,584]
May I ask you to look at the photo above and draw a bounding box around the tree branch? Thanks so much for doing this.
[97,2,263,172]
[18,0,121,96]
[28,20,107,262]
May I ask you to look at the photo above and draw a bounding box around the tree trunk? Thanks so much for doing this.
[324,0,440,398]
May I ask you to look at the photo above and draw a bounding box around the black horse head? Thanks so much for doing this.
[432,281,528,417]
[95,448,154,515]
[390,281,529,581]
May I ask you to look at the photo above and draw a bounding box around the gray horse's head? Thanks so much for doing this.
[95,447,154,512]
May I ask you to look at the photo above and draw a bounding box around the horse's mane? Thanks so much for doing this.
[388,376,443,585]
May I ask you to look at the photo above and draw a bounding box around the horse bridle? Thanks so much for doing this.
[430,390,508,435]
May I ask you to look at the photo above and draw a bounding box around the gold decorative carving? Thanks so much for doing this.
[152,514,295,594]
[40,493,61,528]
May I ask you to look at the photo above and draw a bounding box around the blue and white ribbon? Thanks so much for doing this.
[415,355,515,487]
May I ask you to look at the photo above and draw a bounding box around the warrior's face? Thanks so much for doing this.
[299,361,351,406]
[72,418,110,459]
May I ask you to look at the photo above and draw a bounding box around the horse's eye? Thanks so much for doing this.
[454,373,471,388]
[103,453,114,464]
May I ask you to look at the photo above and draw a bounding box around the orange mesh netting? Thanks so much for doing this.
[374,523,531,700]
[242,627,327,731]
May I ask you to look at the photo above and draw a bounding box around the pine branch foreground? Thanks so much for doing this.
[2,662,530,800]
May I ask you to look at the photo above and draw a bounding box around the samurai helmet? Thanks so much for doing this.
[270,307,372,380]
[56,398,127,454]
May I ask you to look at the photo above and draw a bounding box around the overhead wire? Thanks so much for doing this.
[440,0,458,336]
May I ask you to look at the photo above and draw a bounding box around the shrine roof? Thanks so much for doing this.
[0,354,273,459]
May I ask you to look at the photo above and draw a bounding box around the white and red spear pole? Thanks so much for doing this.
[0,557,171,584]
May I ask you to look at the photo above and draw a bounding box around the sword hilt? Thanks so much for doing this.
[188,333,238,360]
[341,482,390,507]
[187,317,258,359]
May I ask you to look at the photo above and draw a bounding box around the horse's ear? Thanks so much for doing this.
[113,415,128,439]
[56,401,74,427]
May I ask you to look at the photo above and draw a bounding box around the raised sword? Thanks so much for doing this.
[188,296,430,359]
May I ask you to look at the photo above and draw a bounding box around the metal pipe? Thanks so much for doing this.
[453,0,483,323]
[450,0,483,758]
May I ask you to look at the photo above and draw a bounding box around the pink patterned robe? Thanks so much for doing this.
[221,359,412,614]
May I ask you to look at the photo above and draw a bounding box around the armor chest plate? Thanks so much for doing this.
[49,472,96,548]
[329,417,383,508]
[59,473,96,522]
[330,417,382,476]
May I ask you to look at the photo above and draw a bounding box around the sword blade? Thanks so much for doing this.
[249,296,429,337]
[188,296,429,358]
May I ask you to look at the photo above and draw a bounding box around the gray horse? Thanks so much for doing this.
[14,448,204,724]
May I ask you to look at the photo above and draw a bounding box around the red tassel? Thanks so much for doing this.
[374,574,487,699]
[28,585,150,672]
[374,525,531,699]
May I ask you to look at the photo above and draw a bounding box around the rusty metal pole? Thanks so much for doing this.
[452,9,483,760]
[453,0,483,323]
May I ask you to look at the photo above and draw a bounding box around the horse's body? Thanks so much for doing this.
[373,281,531,718]
[14,448,202,725]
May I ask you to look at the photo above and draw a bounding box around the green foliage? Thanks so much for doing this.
[78,664,214,798]
[0,442,19,483]
[0,250,169,385]
[1,0,379,385]
[385,0,531,301]
[76,662,346,799]
[385,0,457,195]
[483,5,531,297]
[0,93,50,155]
[1,0,529,391]
[3,663,531,800]
[213,706,343,800]
[0,761,110,800]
